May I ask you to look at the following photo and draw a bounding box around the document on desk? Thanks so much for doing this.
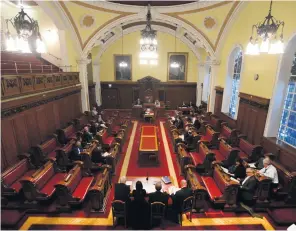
[168,186,180,195]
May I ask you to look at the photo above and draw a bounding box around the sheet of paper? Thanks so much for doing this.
[126,181,132,186]
[221,166,229,174]
[248,163,256,168]
[179,135,184,141]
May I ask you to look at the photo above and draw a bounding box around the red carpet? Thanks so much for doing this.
[126,121,169,176]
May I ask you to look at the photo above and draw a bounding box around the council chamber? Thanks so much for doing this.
[1,0,296,230]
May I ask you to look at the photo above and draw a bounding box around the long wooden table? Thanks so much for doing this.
[138,126,159,167]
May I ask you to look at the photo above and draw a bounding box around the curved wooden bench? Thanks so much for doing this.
[220,122,239,146]
[55,140,76,171]
[237,135,263,162]
[1,154,35,196]
[54,162,94,208]
[176,143,193,175]
[209,114,223,132]
[198,125,219,149]
[57,124,78,145]
[105,143,120,174]
[20,158,66,202]
[214,138,240,167]
[201,164,240,208]
[89,166,112,211]
[80,140,100,175]
[96,129,115,149]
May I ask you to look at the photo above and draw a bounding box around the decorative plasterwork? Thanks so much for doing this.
[164,1,240,52]
[204,17,216,30]
[80,14,96,28]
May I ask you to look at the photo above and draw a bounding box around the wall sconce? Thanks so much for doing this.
[108,84,112,88]
[254,74,259,81]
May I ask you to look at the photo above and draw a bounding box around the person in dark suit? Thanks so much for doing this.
[229,158,247,180]
[131,181,149,229]
[184,128,195,151]
[149,182,169,206]
[69,141,83,161]
[91,145,104,163]
[114,176,131,203]
[238,168,258,206]
[176,117,184,130]
[192,117,201,130]
[171,180,193,216]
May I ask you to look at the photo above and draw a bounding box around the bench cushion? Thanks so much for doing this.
[39,173,66,199]
[190,152,203,166]
[72,177,94,202]
[9,170,35,193]
[201,176,222,200]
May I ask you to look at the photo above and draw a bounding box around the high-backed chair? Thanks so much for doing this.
[112,200,127,228]
[179,196,194,226]
[150,202,166,229]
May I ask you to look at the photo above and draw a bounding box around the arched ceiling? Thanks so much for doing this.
[109,1,195,6]
[38,1,241,59]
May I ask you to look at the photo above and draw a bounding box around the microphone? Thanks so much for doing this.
[146,172,149,182]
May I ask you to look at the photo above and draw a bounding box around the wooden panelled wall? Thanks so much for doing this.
[213,86,269,145]
[100,81,196,109]
[1,86,82,170]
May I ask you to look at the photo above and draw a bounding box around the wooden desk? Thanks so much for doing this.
[138,126,159,167]
[132,105,142,118]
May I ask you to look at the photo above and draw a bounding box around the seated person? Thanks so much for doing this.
[254,154,274,170]
[90,122,100,136]
[171,180,193,215]
[91,106,98,117]
[135,98,142,106]
[189,101,193,107]
[192,116,201,130]
[69,141,83,161]
[102,147,112,158]
[82,126,93,145]
[229,158,247,180]
[181,101,187,107]
[258,158,279,191]
[97,114,105,124]
[238,168,257,206]
[114,176,131,203]
[131,181,149,229]
[184,127,195,151]
[91,145,104,163]
[155,99,160,107]
[149,181,169,206]
[176,117,184,130]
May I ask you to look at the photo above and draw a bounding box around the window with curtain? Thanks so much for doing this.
[278,53,296,148]
[228,50,242,118]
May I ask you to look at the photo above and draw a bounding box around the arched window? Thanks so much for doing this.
[228,50,242,118]
[278,53,296,147]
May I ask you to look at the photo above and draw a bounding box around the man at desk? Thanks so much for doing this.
[238,168,257,206]
[149,182,169,206]
[258,158,279,190]
[135,98,142,106]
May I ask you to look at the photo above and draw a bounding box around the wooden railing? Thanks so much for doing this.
[1,72,80,98]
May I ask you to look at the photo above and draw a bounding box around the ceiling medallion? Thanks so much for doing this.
[204,17,216,30]
[81,15,95,28]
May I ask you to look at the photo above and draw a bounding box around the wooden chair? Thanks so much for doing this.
[179,196,194,226]
[112,200,127,228]
[150,202,166,229]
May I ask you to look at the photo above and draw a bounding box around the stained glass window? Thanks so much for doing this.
[278,53,296,148]
[228,50,242,118]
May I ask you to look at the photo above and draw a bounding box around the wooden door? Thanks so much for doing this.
[102,88,119,109]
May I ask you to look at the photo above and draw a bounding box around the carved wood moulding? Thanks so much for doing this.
[214,86,224,94]
[239,92,270,109]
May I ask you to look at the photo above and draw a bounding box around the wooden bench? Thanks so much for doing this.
[55,140,76,171]
[54,162,94,208]
[185,167,208,211]
[176,143,193,175]
[30,135,60,167]
[73,113,91,130]
[80,140,101,175]
[96,129,115,149]
[237,135,263,162]
[1,154,35,196]
[270,160,296,205]
[57,124,78,145]
[198,125,219,148]
[220,122,239,146]
[190,141,216,167]
[89,166,112,211]
[214,138,240,167]
[208,114,223,132]
[20,158,66,202]
[105,143,121,174]
[201,164,240,208]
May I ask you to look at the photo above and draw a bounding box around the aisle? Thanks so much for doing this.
[126,121,170,176]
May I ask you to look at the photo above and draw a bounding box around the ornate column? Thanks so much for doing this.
[208,60,220,112]
[196,63,206,106]
[77,58,91,112]
[92,63,102,106]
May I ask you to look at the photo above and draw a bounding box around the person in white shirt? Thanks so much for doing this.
[258,158,279,188]
[98,114,105,124]
[91,107,98,117]
[155,100,160,107]
[102,147,112,157]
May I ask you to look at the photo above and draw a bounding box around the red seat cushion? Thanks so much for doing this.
[201,176,222,200]
[9,170,35,193]
[112,126,120,132]
[39,173,66,199]
[190,152,203,166]
[104,137,114,146]
[72,177,94,202]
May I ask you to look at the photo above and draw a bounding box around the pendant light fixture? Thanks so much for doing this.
[119,25,127,68]
[245,0,285,55]
[171,26,180,68]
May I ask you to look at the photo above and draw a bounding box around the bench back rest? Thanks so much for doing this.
[199,142,208,162]
[39,137,58,156]
[102,129,108,142]
[209,115,221,131]
[56,141,74,167]
[74,115,89,130]
[220,124,231,140]
[57,164,82,193]
[272,161,292,192]
[238,138,263,162]
[64,125,76,139]
[31,161,55,190]
[213,165,238,193]
[2,159,29,186]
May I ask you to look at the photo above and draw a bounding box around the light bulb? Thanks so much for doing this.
[140,38,144,45]
[36,38,47,53]
[6,36,16,51]
[140,59,148,65]
[260,39,269,53]
[245,42,259,55]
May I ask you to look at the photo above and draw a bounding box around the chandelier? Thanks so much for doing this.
[246,0,284,55]
[5,5,46,53]
[139,5,158,65]
[119,25,127,68]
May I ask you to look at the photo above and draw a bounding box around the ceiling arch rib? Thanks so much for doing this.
[92,23,202,64]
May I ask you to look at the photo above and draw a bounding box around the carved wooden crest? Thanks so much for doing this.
[137,76,161,84]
